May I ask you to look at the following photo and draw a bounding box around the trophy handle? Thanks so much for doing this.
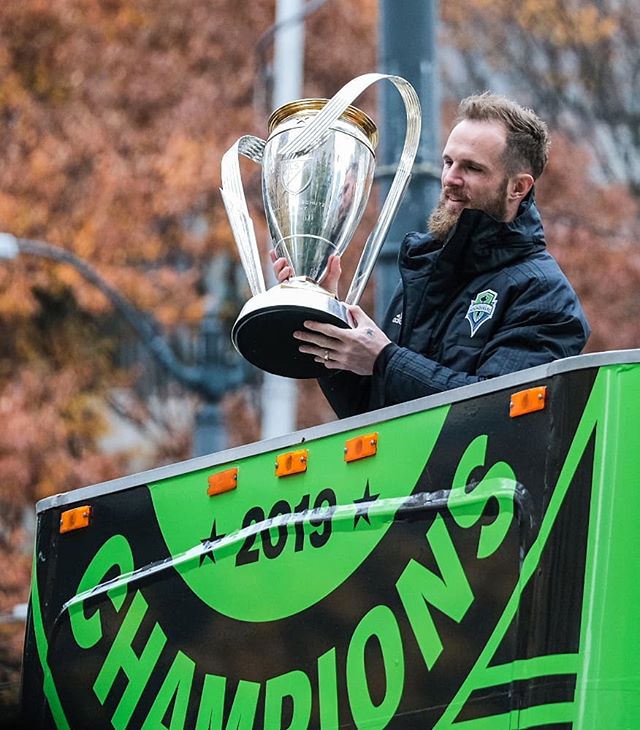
[280,73,421,307]
[220,135,268,296]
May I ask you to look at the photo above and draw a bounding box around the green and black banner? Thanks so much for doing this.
[21,357,640,728]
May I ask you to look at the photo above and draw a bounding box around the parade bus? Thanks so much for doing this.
[20,349,640,729]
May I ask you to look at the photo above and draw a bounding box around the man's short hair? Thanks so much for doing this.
[455,93,550,179]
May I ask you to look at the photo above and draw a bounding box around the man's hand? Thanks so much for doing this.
[294,305,391,376]
[269,250,387,374]
[270,249,293,283]
[269,250,342,296]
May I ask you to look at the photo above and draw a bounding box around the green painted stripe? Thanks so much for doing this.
[434,370,603,729]
[30,553,71,730]
[574,366,640,727]
[448,702,575,730]
[476,653,579,688]
[517,701,576,728]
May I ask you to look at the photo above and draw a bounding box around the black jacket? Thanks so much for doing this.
[320,193,590,417]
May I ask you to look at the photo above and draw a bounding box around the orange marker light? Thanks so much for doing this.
[344,432,378,463]
[59,505,92,534]
[510,386,547,418]
[207,467,238,496]
[275,449,308,477]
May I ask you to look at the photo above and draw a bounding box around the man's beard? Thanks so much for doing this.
[427,199,462,241]
[427,178,509,241]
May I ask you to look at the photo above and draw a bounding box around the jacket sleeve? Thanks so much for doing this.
[316,279,406,418]
[317,371,373,418]
[375,344,487,401]
[376,273,590,405]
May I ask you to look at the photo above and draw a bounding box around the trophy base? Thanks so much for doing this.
[232,284,351,379]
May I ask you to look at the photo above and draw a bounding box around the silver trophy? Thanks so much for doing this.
[221,73,421,378]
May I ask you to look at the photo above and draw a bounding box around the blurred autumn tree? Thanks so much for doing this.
[442,0,640,188]
[0,0,377,705]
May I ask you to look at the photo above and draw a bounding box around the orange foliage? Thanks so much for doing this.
[0,0,378,700]
[538,133,640,351]
[443,0,619,50]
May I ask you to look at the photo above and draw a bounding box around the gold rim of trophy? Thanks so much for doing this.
[268,99,378,148]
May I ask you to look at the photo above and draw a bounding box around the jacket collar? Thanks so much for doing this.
[401,189,546,279]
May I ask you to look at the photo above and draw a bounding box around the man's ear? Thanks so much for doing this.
[508,173,534,201]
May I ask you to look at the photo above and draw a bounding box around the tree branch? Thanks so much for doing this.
[12,237,245,402]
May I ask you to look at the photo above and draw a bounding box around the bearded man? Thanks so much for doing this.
[274,92,590,417]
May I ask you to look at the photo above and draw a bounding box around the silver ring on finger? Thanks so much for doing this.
[324,349,330,361]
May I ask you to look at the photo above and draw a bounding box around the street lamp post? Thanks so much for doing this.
[376,0,441,320]
[0,232,247,455]
[257,0,306,441]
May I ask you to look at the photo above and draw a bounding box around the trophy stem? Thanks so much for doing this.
[273,234,339,284]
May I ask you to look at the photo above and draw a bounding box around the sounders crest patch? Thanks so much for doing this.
[465,289,498,337]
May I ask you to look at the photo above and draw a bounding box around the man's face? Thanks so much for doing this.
[428,119,511,240]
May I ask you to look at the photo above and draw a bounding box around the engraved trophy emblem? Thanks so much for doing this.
[221,73,421,378]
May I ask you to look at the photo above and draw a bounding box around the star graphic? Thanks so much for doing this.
[199,520,226,566]
[353,480,380,528]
